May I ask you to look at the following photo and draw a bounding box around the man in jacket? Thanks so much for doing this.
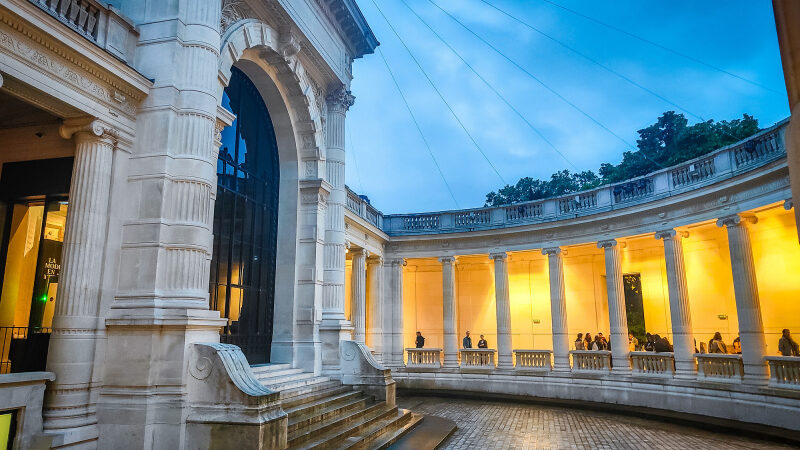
[415,331,425,349]
[462,331,472,349]
[779,329,800,356]
[477,335,488,348]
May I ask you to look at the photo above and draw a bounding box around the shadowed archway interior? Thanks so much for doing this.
[211,66,280,364]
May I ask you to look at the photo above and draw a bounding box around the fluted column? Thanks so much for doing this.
[366,256,384,360]
[718,214,768,384]
[320,86,355,374]
[440,256,459,368]
[350,248,367,344]
[43,119,116,438]
[543,247,570,372]
[387,258,406,367]
[489,252,513,369]
[598,239,630,372]
[656,229,696,378]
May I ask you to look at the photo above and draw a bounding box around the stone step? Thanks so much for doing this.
[290,403,399,450]
[250,363,292,373]
[279,380,342,402]
[267,375,331,392]
[287,401,389,448]
[342,409,421,450]
[285,390,364,420]
[288,394,372,434]
[280,384,353,410]
[253,368,306,381]
[386,415,457,450]
[261,372,317,389]
[256,370,312,384]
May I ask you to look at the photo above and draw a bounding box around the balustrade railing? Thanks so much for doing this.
[766,356,800,389]
[505,203,542,222]
[345,187,383,228]
[403,214,440,230]
[671,157,716,188]
[346,190,362,215]
[733,128,782,169]
[460,349,495,369]
[454,209,491,228]
[696,354,743,382]
[28,0,138,63]
[559,193,597,214]
[613,178,654,204]
[570,350,611,373]
[406,348,442,369]
[631,352,675,377]
[514,350,552,372]
[0,326,52,374]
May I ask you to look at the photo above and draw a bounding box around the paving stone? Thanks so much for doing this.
[396,395,793,449]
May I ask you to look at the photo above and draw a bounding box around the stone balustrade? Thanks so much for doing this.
[344,186,383,228]
[631,352,676,377]
[405,348,442,369]
[570,350,611,373]
[514,350,552,372]
[460,349,496,370]
[27,0,139,64]
[696,354,744,382]
[766,356,800,389]
[371,121,787,236]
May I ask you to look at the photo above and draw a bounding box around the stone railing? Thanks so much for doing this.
[570,350,611,373]
[631,351,675,377]
[696,354,744,382]
[405,348,442,369]
[27,0,139,64]
[514,350,552,372]
[344,186,383,229]
[380,120,787,236]
[766,356,800,389]
[460,349,495,369]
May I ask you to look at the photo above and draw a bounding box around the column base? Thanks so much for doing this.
[320,319,353,376]
[43,423,99,449]
[743,373,770,385]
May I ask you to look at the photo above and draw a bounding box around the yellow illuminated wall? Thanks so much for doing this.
[344,259,352,322]
[620,235,671,339]
[402,259,443,354]
[562,245,609,344]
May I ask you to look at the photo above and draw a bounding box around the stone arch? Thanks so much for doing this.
[217,19,324,364]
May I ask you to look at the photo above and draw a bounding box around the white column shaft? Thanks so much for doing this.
[543,248,570,372]
[366,257,384,360]
[350,250,367,343]
[440,256,459,368]
[599,240,630,372]
[718,214,768,384]
[389,259,405,366]
[657,230,696,377]
[491,252,513,369]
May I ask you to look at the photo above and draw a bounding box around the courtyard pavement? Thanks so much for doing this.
[396,395,793,449]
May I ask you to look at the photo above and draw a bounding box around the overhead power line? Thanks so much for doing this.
[534,0,782,95]
[376,46,461,208]
[426,0,645,158]
[399,0,577,171]
[368,0,508,185]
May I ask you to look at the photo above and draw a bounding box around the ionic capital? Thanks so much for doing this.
[388,258,406,267]
[716,213,757,228]
[541,247,564,256]
[367,255,384,267]
[785,199,794,211]
[59,118,118,145]
[438,255,456,265]
[350,247,367,258]
[597,239,621,249]
[326,85,355,112]
[488,251,507,261]
[655,229,689,241]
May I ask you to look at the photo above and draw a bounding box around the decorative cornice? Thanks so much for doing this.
[716,213,758,228]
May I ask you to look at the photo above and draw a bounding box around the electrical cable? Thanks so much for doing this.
[345,120,365,194]
[369,0,508,184]
[398,0,577,171]
[376,46,461,208]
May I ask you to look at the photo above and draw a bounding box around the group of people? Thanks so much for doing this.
[695,329,799,356]
[413,330,490,349]
[573,332,610,351]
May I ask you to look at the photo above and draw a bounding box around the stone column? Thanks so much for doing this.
[656,229,696,378]
[440,256,459,368]
[366,256,384,360]
[320,86,356,374]
[387,258,406,367]
[350,248,367,344]
[543,247,570,372]
[490,252,513,369]
[717,214,768,384]
[598,239,630,372]
[42,119,116,443]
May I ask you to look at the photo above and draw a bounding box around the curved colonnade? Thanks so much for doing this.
[344,120,800,434]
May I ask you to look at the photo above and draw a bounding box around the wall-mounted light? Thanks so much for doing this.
[532,319,540,324]
[717,314,728,320]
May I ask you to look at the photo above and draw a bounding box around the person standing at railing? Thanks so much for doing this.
[628,333,638,352]
[779,329,799,356]
[583,332,593,351]
[575,333,586,350]
[415,331,425,349]
[462,330,472,349]
[591,334,608,351]
[477,335,488,349]
[732,336,742,354]
[709,332,728,354]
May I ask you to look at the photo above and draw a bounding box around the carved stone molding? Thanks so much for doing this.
[326,85,355,112]
[59,118,118,144]
[717,213,758,228]
[655,229,689,241]
[541,247,564,256]
[489,251,508,261]
[220,0,253,35]
[278,26,300,58]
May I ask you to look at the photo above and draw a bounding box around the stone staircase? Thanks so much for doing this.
[252,364,422,449]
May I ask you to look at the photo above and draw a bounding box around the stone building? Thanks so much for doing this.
[0,0,799,449]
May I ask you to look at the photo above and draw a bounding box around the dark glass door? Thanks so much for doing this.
[210,66,280,364]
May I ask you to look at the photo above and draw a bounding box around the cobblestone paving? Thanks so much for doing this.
[397,396,793,449]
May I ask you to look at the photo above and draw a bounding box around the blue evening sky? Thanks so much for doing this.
[345,0,788,214]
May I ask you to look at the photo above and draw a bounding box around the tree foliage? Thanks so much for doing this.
[484,111,760,207]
